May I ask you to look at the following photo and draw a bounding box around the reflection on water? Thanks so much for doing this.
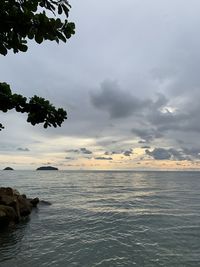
[0,171,200,267]
[0,219,29,262]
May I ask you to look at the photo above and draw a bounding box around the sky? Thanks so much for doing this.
[1,0,200,170]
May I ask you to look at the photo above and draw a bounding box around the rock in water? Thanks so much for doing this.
[29,197,40,207]
[0,205,17,227]
[39,200,52,206]
[0,187,40,228]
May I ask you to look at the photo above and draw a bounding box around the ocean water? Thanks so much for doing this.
[0,171,200,267]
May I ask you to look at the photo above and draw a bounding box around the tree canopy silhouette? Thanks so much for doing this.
[0,0,75,130]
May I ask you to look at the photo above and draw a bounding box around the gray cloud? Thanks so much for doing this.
[145,147,194,161]
[66,148,92,155]
[129,91,200,146]
[80,148,92,154]
[104,150,122,155]
[141,146,151,149]
[65,147,92,160]
[17,147,30,152]
[95,157,113,160]
[104,149,133,157]
[91,80,150,119]
[132,128,163,143]
[146,148,173,160]
[66,149,80,153]
[123,149,133,157]
[168,148,189,161]
[138,140,146,144]
[182,148,200,159]
[145,97,200,146]
[42,162,52,165]
[104,151,112,155]
[65,157,75,160]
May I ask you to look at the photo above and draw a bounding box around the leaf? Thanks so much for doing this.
[57,32,66,42]
[35,34,43,44]
[19,44,28,52]
[58,4,62,15]
[62,4,69,17]
[55,18,62,27]
[0,44,7,56]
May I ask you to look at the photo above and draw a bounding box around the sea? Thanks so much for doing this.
[0,170,200,267]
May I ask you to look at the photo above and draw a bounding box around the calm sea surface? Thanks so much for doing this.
[0,171,200,267]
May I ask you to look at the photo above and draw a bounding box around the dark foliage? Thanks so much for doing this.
[0,0,75,55]
[0,0,75,130]
[0,83,67,130]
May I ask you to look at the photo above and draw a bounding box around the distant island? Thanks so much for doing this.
[36,166,58,171]
[3,167,14,170]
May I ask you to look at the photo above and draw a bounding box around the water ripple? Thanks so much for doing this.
[0,171,200,266]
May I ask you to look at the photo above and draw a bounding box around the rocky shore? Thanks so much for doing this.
[0,187,39,228]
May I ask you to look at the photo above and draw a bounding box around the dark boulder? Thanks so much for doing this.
[0,205,18,227]
[0,187,40,228]
[29,197,40,207]
[17,195,32,217]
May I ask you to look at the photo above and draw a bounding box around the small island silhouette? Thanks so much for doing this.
[3,167,14,170]
[36,166,58,171]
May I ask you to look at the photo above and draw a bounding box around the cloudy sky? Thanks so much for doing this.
[1,0,200,170]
